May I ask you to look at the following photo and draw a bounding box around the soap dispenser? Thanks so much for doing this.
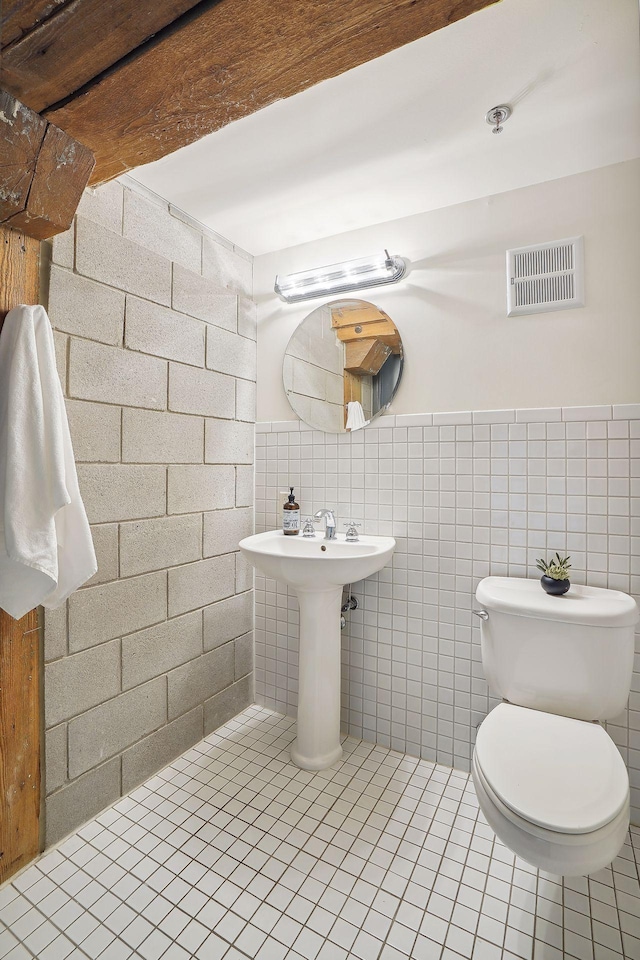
[282,487,300,536]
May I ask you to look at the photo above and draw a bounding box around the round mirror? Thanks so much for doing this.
[283,299,404,433]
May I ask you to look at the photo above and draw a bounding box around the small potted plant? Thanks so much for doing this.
[535,553,571,596]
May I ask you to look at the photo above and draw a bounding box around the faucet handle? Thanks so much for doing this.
[344,521,362,542]
[301,517,316,537]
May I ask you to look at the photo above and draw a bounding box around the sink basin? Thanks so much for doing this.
[239,529,396,589]
[240,529,396,771]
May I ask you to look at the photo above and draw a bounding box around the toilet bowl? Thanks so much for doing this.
[473,703,630,876]
[472,577,638,876]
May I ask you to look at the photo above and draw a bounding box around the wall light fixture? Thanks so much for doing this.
[274,250,407,303]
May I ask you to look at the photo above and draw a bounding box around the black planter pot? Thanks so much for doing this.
[540,575,570,596]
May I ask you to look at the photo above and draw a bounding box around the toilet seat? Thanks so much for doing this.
[472,703,630,875]
[474,703,629,834]
[472,747,630,876]
[472,754,628,847]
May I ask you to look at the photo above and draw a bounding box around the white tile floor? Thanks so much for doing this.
[1,706,639,960]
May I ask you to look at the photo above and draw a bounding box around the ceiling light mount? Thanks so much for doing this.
[485,104,512,134]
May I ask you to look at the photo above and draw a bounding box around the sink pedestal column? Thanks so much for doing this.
[290,585,343,770]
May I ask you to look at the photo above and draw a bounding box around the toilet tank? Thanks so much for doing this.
[476,577,638,721]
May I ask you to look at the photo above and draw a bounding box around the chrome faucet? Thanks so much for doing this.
[314,508,337,540]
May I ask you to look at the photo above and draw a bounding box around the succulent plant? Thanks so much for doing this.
[535,553,571,581]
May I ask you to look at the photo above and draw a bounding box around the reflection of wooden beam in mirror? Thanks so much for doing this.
[333,301,402,428]
[336,320,400,350]
[344,371,361,429]
[345,338,392,376]
[331,302,401,352]
[344,372,361,402]
[332,303,387,325]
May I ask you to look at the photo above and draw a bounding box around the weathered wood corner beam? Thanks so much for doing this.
[0,88,94,240]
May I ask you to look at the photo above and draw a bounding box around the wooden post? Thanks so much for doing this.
[0,228,40,325]
[0,86,92,879]
[0,225,43,882]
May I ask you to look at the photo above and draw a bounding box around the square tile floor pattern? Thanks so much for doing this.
[1,706,639,960]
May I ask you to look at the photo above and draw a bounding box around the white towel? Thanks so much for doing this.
[0,305,96,620]
[345,401,368,431]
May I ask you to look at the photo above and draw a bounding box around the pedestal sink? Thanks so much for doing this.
[239,530,396,770]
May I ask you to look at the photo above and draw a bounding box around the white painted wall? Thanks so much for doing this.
[255,160,640,421]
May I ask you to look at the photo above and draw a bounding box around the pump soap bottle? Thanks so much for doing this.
[283,487,300,536]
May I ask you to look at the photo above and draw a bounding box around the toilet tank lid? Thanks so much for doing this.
[476,577,639,627]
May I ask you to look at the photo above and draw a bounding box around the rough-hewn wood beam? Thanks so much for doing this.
[1,0,207,113]
[1,0,69,48]
[0,90,46,221]
[43,0,499,185]
[0,89,94,239]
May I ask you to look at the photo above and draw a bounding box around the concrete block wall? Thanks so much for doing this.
[43,180,256,845]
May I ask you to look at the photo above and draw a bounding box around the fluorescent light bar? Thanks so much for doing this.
[274,250,407,303]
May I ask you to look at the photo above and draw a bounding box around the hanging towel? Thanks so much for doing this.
[0,305,96,620]
[345,400,368,431]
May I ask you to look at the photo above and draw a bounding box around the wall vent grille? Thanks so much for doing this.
[506,236,584,317]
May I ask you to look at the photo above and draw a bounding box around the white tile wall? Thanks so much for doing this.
[254,406,640,825]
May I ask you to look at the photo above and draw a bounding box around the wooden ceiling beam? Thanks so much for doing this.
[0,89,94,239]
[40,0,498,185]
[0,0,69,48]
[1,0,208,113]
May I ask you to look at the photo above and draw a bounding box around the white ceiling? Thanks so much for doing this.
[130,0,640,257]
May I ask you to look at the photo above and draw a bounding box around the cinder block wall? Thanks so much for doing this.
[43,180,256,845]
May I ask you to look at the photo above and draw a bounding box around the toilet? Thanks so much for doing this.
[472,577,639,876]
